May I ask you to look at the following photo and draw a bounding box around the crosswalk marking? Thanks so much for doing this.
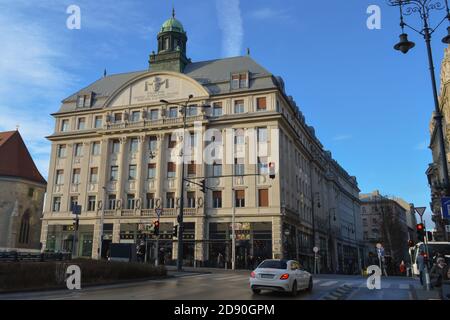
[399,284,410,290]
[320,281,338,287]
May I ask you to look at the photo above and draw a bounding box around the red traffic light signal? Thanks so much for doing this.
[416,223,424,231]
[269,162,276,179]
[154,220,160,235]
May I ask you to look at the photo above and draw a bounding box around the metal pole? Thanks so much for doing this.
[155,235,159,267]
[424,25,450,195]
[232,205,236,270]
[176,104,188,272]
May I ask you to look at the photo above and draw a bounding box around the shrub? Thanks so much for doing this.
[0,260,166,292]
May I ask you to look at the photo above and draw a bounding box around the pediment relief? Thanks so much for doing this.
[106,72,209,108]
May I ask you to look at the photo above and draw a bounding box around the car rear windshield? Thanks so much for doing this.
[258,260,287,269]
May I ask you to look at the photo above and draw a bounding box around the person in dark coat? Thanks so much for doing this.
[430,257,449,299]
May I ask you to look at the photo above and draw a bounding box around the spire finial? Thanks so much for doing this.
[103,68,107,77]
[172,7,175,18]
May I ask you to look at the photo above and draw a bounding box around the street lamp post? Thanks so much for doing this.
[389,0,450,196]
[161,95,193,272]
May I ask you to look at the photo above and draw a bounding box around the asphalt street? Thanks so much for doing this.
[0,270,423,300]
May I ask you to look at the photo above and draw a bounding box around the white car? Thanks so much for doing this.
[249,259,313,296]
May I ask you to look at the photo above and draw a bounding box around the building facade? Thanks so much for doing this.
[40,13,363,272]
[427,46,450,242]
[0,131,47,251]
[360,191,411,267]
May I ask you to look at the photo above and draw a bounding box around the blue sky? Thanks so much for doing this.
[0,0,445,227]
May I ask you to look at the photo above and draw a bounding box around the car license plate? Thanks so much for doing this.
[260,274,274,279]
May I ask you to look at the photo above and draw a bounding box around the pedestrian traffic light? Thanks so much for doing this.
[269,162,276,179]
[416,223,425,242]
[200,179,206,193]
[154,220,160,236]
[173,225,178,237]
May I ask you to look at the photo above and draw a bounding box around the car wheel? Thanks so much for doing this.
[306,277,313,292]
[291,281,298,296]
[252,289,261,295]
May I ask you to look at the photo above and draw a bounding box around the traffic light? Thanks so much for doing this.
[173,225,178,237]
[73,217,79,231]
[416,223,425,242]
[269,162,276,179]
[200,179,206,193]
[408,239,414,248]
[154,220,160,236]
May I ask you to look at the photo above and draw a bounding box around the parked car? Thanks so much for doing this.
[249,259,313,296]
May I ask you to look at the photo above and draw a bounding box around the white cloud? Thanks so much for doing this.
[215,0,244,57]
[250,7,290,21]
[332,134,352,141]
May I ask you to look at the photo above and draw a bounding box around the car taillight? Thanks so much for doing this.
[250,271,256,278]
[280,273,289,280]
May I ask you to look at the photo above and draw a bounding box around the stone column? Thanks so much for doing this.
[155,133,165,208]
[40,220,49,252]
[92,221,101,259]
[136,135,146,214]
[117,137,127,209]
[98,138,110,208]
[112,221,121,243]
[272,216,283,259]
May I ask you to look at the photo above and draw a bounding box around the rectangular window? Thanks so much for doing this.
[257,127,268,143]
[168,135,177,148]
[258,189,269,207]
[108,195,117,210]
[92,142,100,156]
[74,143,83,157]
[187,191,196,208]
[52,197,61,212]
[61,119,69,132]
[76,95,85,108]
[112,140,120,154]
[187,161,196,176]
[231,74,240,89]
[258,157,268,175]
[148,163,156,179]
[94,116,103,128]
[146,193,155,209]
[131,111,140,122]
[212,102,223,117]
[129,165,137,180]
[72,169,81,184]
[77,118,86,130]
[89,167,98,183]
[234,100,244,114]
[149,136,157,151]
[213,191,222,208]
[55,170,64,185]
[256,97,267,111]
[166,192,175,208]
[114,113,122,123]
[127,194,135,210]
[110,166,118,181]
[167,162,176,178]
[234,158,245,176]
[88,196,96,211]
[239,73,248,88]
[130,138,138,153]
[169,107,178,118]
[213,162,222,177]
[235,190,245,208]
[187,105,197,117]
[150,109,159,120]
[234,130,245,144]
[57,145,67,158]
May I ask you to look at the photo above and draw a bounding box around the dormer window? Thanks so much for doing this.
[231,72,249,89]
[76,92,93,108]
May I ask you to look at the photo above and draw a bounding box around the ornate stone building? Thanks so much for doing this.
[40,12,363,272]
[427,46,450,241]
[0,130,47,251]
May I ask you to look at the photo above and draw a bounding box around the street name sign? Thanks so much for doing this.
[441,198,450,219]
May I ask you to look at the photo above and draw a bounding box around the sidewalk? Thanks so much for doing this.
[165,265,250,275]
[412,284,444,300]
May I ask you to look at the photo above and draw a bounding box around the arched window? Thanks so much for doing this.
[18,210,30,244]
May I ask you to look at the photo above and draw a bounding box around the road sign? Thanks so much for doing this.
[313,247,319,253]
[441,198,450,219]
[72,204,81,215]
[155,208,162,218]
[415,207,426,217]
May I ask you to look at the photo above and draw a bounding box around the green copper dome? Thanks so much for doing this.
[160,17,185,34]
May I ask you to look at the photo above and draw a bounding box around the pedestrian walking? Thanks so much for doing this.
[217,252,224,268]
[399,260,406,276]
[417,252,426,286]
[430,257,449,299]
